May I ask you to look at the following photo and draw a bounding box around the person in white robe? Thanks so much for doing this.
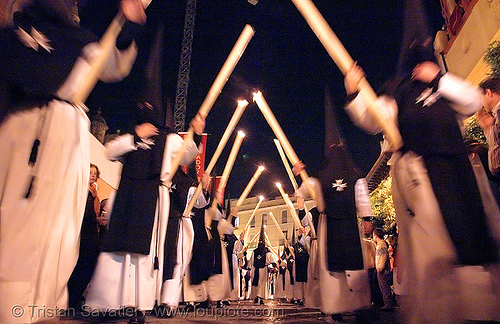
[292,227,310,306]
[275,242,294,302]
[205,204,232,307]
[0,1,145,322]
[344,58,500,322]
[249,233,277,305]
[158,172,210,313]
[84,115,204,320]
[230,230,245,300]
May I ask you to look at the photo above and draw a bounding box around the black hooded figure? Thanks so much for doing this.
[294,102,371,318]
[251,222,270,305]
[344,0,500,322]
[378,0,498,268]
[103,102,174,255]
[85,100,203,317]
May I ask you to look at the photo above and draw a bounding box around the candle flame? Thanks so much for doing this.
[252,91,262,101]
[258,166,265,171]
[237,99,249,106]
[237,130,246,137]
[259,195,264,201]
[276,182,281,188]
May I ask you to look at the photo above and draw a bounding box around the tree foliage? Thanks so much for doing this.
[369,176,396,231]
[484,40,500,78]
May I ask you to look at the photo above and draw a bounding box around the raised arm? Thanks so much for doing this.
[344,63,396,134]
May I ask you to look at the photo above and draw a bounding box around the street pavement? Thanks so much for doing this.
[43,300,400,323]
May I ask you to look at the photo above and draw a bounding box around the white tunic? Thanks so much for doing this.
[296,178,371,314]
[0,42,137,323]
[160,186,210,308]
[85,133,200,311]
[231,239,244,300]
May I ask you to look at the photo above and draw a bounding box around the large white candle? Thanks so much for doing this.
[206,131,245,228]
[276,183,303,230]
[236,166,265,208]
[243,195,264,234]
[243,229,261,252]
[211,130,246,210]
[264,233,279,259]
[254,91,319,231]
[274,139,298,190]
[269,211,295,258]
[269,211,286,241]
[289,0,402,150]
[254,91,309,182]
[183,100,248,218]
[227,166,265,226]
[166,25,255,185]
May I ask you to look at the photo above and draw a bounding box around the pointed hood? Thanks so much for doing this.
[258,219,266,244]
[324,84,343,151]
[396,0,437,76]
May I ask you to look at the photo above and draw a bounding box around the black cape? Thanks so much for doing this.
[103,127,172,255]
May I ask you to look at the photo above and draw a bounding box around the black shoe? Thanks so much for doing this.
[254,297,259,304]
[222,300,230,306]
[216,300,223,308]
[298,300,304,306]
[331,313,343,321]
[129,310,145,323]
[183,303,195,312]
[195,300,211,309]
[259,298,264,305]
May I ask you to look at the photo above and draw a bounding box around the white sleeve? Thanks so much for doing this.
[105,133,136,160]
[161,133,201,181]
[266,251,277,264]
[83,41,138,82]
[437,73,481,117]
[187,186,210,209]
[295,177,325,213]
[345,95,397,134]
[299,235,311,252]
[345,94,397,135]
[355,178,373,218]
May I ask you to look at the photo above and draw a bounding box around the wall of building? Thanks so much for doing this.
[441,0,500,84]
[233,195,316,253]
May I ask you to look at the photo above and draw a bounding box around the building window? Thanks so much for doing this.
[261,212,267,225]
[283,230,288,241]
[250,215,255,228]
[281,209,287,224]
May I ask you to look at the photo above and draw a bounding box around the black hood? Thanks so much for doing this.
[396,0,438,76]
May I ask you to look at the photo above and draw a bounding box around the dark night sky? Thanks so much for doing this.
[83,0,444,200]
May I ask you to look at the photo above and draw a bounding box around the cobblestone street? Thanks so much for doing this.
[42,300,399,323]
